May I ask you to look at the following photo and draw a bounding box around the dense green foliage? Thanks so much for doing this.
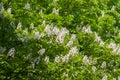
[0,0,120,80]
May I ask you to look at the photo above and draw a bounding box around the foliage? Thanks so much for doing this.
[0,0,120,80]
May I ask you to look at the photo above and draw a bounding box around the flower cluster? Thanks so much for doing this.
[82,55,93,65]
[107,42,120,55]
[1,0,120,80]
[25,3,30,10]
[82,26,92,34]
[56,28,69,44]
[52,8,59,15]
[0,2,4,10]
[54,46,78,63]
[66,34,76,47]
[7,48,15,58]
[94,32,104,46]
[17,22,22,30]
[0,46,6,53]
[44,24,69,44]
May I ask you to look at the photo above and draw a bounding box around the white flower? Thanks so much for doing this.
[94,32,102,42]
[56,28,69,44]
[113,69,116,72]
[34,56,40,64]
[111,5,115,11]
[66,40,73,47]
[23,28,28,35]
[52,8,59,15]
[52,26,60,35]
[7,8,11,14]
[107,42,116,49]
[83,55,90,64]
[44,56,49,62]
[44,24,52,36]
[107,42,120,55]
[8,48,15,58]
[55,55,61,63]
[61,28,69,34]
[42,20,46,26]
[102,75,107,80]
[56,34,64,43]
[82,26,92,34]
[101,11,105,17]
[112,46,119,54]
[69,46,78,57]
[101,61,106,69]
[31,62,35,69]
[34,32,40,40]
[30,23,34,29]
[38,49,45,55]
[0,2,4,10]
[34,32,45,40]
[25,3,30,10]
[100,41,105,46]
[92,66,97,72]
[109,44,120,55]
[39,10,43,14]
[0,46,6,53]
[70,34,76,41]
[94,32,105,46]
[17,22,22,29]
[62,54,69,62]
[118,76,120,80]
[39,33,45,38]
[63,72,68,77]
